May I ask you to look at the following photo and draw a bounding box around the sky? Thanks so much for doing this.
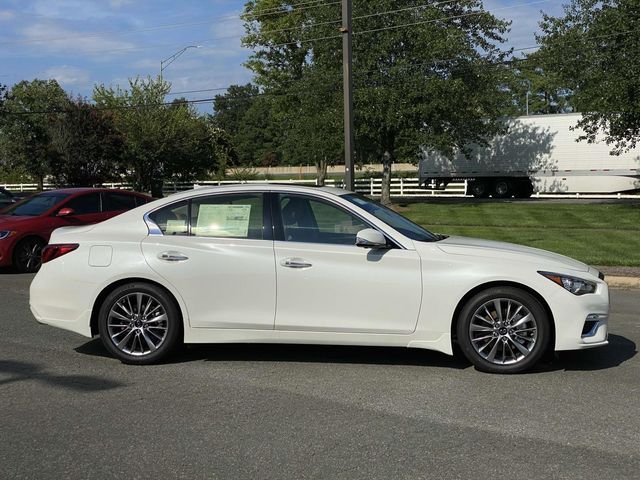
[0,0,565,113]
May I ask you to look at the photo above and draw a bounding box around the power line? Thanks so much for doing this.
[5,5,637,102]
[353,0,461,21]
[165,26,640,97]
[355,0,555,36]
[0,0,551,56]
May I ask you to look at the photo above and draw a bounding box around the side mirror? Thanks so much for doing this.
[356,228,389,249]
[57,207,75,217]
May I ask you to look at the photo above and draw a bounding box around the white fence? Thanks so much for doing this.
[0,178,468,197]
[2,178,639,199]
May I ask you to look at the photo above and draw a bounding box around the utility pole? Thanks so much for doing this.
[341,0,355,191]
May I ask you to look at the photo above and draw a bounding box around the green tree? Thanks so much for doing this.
[48,98,126,187]
[212,84,280,167]
[0,80,69,189]
[535,0,640,153]
[510,51,574,115]
[243,0,514,204]
[93,77,220,197]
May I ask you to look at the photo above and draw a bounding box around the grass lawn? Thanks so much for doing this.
[399,202,640,267]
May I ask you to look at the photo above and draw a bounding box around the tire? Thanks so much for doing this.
[469,180,490,198]
[13,237,45,273]
[98,283,181,365]
[456,287,550,373]
[493,179,512,199]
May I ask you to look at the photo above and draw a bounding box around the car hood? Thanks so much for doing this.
[434,235,590,273]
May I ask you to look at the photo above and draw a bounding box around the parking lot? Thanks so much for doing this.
[1,273,639,479]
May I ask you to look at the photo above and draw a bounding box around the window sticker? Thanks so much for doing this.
[165,219,187,235]
[194,204,252,237]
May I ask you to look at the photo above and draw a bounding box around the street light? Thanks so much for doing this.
[160,45,202,80]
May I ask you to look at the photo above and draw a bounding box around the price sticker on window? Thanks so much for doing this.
[194,204,252,237]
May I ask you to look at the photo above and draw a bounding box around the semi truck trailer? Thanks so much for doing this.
[419,113,640,198]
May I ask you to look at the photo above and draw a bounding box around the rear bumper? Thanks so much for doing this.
[30,302,93,338]
[29,265,94,338]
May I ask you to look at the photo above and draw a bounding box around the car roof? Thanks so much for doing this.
[41,188,148,196]
[187,183,353,197]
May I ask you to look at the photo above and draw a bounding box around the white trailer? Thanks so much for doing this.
[419,113,640,198]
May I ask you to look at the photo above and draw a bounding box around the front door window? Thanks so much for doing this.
[278,194,370,245]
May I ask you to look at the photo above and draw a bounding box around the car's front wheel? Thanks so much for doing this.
[457,287,550,373]
[13,237,45,273]
[98,283,181,365]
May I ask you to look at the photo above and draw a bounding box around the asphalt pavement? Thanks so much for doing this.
[1,273,639,479]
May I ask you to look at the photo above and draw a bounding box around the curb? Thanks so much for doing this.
[606,276,640,289]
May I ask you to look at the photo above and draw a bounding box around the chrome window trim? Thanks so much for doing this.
[142,188,406,249]
[143,191,265,239]
[143,210,164,236]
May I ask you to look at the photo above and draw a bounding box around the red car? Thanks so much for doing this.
[0,188,152,273]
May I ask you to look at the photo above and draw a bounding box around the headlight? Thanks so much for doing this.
[0,231,16,240]
[539,271,597,295]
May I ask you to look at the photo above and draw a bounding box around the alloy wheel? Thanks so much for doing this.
[469,298,538,365]
[107,292,169,356]
[15,239,44,272]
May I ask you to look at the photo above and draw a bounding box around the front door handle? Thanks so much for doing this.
[158,251,189,262]
[281,258,313,269]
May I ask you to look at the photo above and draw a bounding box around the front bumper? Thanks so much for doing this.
[0,238,15,267]
[552,279,609,351]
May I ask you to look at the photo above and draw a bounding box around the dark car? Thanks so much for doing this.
[0,188,152,273]
[0,187,17,210]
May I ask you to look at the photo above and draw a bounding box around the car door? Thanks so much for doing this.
[272,192,422,334]
[141,192,276,330]
[53,192,104,229]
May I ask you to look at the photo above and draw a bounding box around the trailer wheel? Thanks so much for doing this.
[469,180,490,198]
[493,179,512,199]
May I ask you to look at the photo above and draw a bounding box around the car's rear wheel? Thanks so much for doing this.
[13,237,45,273]
[98,283,181,365]
[456,287,550,373]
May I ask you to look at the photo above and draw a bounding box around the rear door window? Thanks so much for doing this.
[190,194,264,240]
[62,193,101,215]
[103,192,138,212]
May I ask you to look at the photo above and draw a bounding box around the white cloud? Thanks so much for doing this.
[20,22,136,56]
[30,0,115,20]
[0,10,15,21]
[109,0,133,7]
[43,65,90,85]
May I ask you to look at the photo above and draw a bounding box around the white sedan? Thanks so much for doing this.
[30,185,609,373]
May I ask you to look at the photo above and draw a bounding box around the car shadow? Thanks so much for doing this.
[75,334,637,372]
[0,267,20,275]
[76,338,470,369]
[549,334,637,372]
[0,359,124,391]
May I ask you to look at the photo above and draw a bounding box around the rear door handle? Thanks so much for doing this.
[158,251,189,262]
[281,258,313,269]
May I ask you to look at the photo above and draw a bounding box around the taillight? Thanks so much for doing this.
[41,244,79,264]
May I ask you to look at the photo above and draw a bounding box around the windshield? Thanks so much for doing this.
[341,193,439,242]
[4,193,70,216]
